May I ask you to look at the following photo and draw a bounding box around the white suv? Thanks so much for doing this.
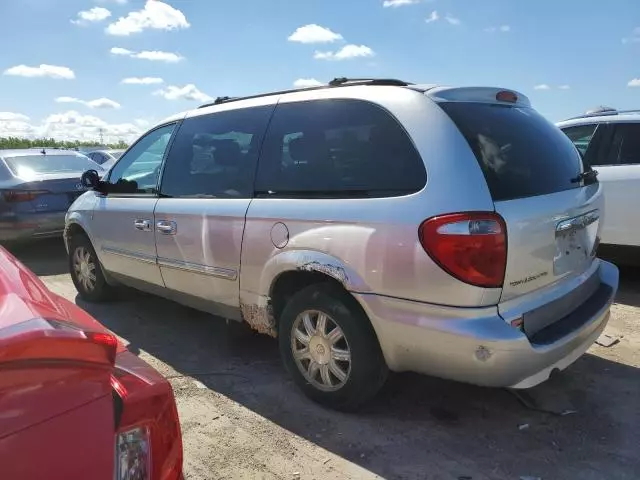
[558,108,640,260]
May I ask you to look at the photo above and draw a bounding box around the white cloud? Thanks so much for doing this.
[121,76,164,85]
[106,0,190,36]
[135,50,182,62]
[383,0,420,7]
[110,47,134,55]
[558,85,571,90]
[55,96,121,109]
[425,11,439,23]
[293,78,324,88]
[71,7,111,25]
[97,0,128,3]
[288,24,343,44]
[153,84,213,102]
[0,112,30,121]
[314,44,375,61]
[485,25,511,33]
[445,14,461,26]
[135,118,151,128]
[622,27,640,44]
[534,84,551,90]
[3,64,75,79]
[0,110,141,143]
[110,47,183,62]
[628,78,640,87]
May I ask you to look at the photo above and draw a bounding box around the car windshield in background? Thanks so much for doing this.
[111,151,124,159]
[3,154,103,177]
[439,102,584,202]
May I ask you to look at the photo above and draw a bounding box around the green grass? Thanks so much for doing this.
[0,136,129,150]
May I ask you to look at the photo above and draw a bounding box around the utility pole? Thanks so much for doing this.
[98,128,104,145]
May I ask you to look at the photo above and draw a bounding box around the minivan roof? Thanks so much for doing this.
[153,77,529,129]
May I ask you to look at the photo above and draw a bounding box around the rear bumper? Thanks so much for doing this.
[0,211,66,241]
[355,260,618,389]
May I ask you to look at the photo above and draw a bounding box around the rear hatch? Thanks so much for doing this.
[434,88,601,304]
[19,173,89,212]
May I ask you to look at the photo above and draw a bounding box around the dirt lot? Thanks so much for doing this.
[12,239,640,480]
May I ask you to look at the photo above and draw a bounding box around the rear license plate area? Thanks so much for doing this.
[553,210,599,275]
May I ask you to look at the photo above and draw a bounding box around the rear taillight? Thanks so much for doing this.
[111,353,183,480]
[0,318,118,367]
[1,189,49,202]
[419,212,507,288]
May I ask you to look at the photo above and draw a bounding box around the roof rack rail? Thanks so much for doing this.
[328,77,412,87]
[197,77,413,110]
[563,106,640,121]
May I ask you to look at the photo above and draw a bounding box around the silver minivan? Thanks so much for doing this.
[65,78,619,410]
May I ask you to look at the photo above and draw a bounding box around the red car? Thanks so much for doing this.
[0,246,183,480]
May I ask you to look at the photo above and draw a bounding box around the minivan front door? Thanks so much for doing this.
[92,123,178,287]
[153,106,274,316]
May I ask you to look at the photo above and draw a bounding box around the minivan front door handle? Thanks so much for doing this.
[156,220,177,235]
[134,219,152,231]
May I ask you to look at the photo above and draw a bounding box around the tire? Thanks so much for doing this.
[68,233,113,302]
[278,282,388,411]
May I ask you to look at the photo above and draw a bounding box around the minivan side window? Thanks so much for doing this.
[160,106,273,198]
[561,124,598,157]
[107,123,177,194]
[255,99,427,198]
[605,124,640,166]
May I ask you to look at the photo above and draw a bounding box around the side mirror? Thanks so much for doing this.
[81,169,102,190]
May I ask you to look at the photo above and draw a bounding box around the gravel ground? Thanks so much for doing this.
[12,239,640,480]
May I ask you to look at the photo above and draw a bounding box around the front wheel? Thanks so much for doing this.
[278,283,388,411]
[68,234,113,302]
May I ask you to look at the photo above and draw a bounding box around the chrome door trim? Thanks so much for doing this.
[157,257,238,281]
[101,246,157,265]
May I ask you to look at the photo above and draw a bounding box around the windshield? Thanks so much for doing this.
[110,151,124,159]
[3,154,103,178]
[439,102,585,201]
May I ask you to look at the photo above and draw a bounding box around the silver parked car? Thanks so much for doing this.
[0,148,104,243]
[65,78,619,410]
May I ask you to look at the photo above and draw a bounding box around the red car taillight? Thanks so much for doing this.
[419,212,507,288]
[1,190,50,202]
[111,353,183,480]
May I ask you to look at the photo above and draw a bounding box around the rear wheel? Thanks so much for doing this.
[278,283,388,411]
[68,234,113,302]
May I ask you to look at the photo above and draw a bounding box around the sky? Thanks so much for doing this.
[0,0,638,144]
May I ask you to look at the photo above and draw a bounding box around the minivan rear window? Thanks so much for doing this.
[439,102,584,202]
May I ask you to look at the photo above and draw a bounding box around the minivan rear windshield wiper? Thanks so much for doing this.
[571,169,599,184]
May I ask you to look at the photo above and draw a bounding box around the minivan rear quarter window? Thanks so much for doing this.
[255,99,427,198]
[440,102,584,202]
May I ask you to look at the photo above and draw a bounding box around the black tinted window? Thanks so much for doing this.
[255,99,426,198]
[160,106,273,198]
[607,124,640,166]
[440,103,584,201]
[561,124,597,157]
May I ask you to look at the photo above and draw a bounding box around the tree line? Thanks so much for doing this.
[0,136,129,150]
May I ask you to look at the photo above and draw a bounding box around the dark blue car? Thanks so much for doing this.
[0,148,104,243]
